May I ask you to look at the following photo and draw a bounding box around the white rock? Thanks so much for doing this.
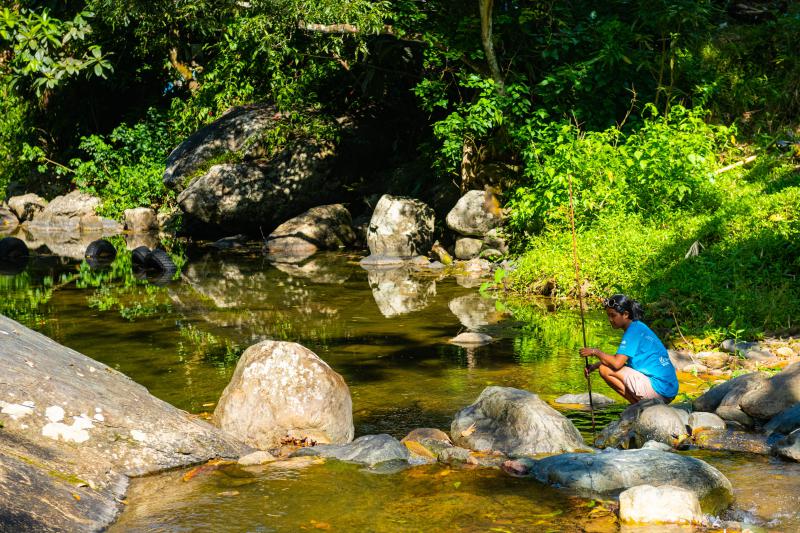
[45,405,65,423]
[619,484,703,524]
[237,450,277,466]
[1,401,35,420]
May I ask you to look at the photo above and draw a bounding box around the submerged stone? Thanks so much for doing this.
[292,434,410,466]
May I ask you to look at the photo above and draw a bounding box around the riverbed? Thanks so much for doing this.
[3,241,799,531]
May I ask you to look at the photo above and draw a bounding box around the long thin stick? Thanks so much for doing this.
[567,174,596,439]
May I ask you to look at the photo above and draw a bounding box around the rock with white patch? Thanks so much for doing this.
[0,314,248,532]
[214,340,354,450]
[619,484,704,524]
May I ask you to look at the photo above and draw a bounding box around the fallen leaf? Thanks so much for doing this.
[202,402,216,407]
[453,481,461,489]
[436,469,451,477]
[460,422,477,437]
[403,440,436,459]
[72,493,81,501]
[217,491,240,497]
[310,519,331,530]
[182,458,230,482]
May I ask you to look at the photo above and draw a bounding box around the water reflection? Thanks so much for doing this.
[365,266,437,317]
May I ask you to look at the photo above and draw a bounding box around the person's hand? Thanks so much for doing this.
[579,347,598,358]
[584,362,601,378]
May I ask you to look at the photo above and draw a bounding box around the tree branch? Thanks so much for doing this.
[479,0,505,94]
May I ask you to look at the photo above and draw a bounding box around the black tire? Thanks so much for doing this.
[144,249,176,272]
[146,265,177,286]
[0,237,29,261]
[131,246,151,267]
[85,239,117,261]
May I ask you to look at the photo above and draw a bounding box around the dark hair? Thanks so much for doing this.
[602,294,644,321]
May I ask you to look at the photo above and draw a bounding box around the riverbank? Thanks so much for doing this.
[499,153,800,347]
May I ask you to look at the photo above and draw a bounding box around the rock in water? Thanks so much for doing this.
[7,193,47,222]
[554,393,615,406]
[774,429,800,462]
[596,399,687,449]
[739,361,800,419]
[529,449,732,514]
[265,204,356,256]
[619,485,704,524]
[450,386,587,455]
[124,207,159,233]
[692,372,768,413]
[0,315,247,532]
[454,237,482,260]
[214,340,354,449]
[764,403,800,436]
[365,195,435,258]
[292,434,410,466]
[449,332,493,346]
[687,411,727,433]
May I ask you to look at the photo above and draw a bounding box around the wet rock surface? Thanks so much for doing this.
[618,484,703,524]
[292,434,409,466]
[214,340,354,450]
[451,386,587,455]
[596,399,687,449]
[526,448,732,513]
[0,315,247,532]
[266,204,356,255]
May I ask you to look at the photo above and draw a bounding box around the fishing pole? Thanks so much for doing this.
[567,174,596,439]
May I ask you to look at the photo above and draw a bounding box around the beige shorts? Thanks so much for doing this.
[618,366,672,403]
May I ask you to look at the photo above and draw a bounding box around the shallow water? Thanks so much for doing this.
[3,240,799,531]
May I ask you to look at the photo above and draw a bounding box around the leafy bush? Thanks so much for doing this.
[70,109,174,218]
[506,104,734,239]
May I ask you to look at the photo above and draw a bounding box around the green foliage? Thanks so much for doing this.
[506,105,734,238]
[0,5,111,94]
[69,109,174,218]
[0,78,32,198]
[506,155,800,342]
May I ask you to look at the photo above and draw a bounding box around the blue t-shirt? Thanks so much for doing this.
[617,320,678,398]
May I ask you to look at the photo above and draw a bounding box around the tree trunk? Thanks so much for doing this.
[478,0,505,94]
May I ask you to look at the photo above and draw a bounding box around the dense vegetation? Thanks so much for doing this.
[2,1,798,341]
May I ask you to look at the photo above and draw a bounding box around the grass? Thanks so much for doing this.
[504,153,800,347]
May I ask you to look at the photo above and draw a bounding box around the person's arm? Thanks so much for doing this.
[579,347,628,370]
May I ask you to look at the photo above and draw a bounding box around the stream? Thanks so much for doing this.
[2,239,799,532]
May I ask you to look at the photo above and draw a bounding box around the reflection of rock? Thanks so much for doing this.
[451,386,587,455]
[14,227,118,260]
[214,341,354,450]
[448,293,504,330]
[0,207,19,231]
[126,232,160,251]
[271,253,351,284]
[366,266,436,317]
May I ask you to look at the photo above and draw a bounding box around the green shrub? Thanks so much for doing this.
[506,104,734,240]
[70,109,174,218]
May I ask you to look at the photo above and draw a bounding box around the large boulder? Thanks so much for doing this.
[176,139,340,235]
[739,361,800,420]
[596,399,688,449]
[365,195,435,258]
[692,372,768,413]
[163,104,280,192]
[450,386,587,455]
[214,341,354,450]
[528,449,732,513]
[24,191,121,234]
[0,315,247,532]
[618,484,704,525]
[292,434,409,466]
[454,237,483,260]
[445,190,503,236]
[7,193,47,222]
[265,204,356,256]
